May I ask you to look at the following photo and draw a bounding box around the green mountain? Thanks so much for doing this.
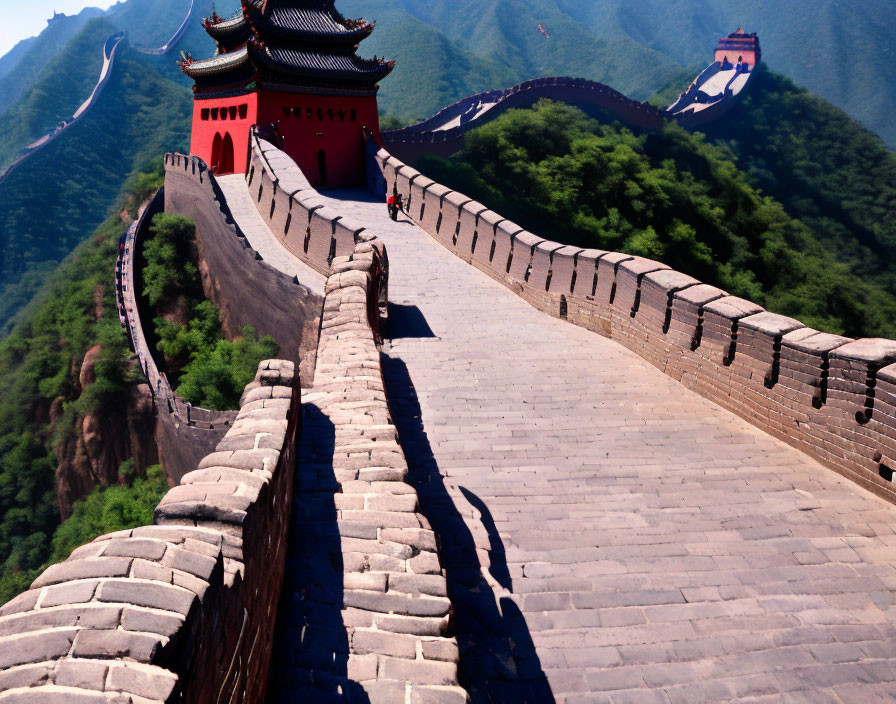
[417,67,896,338]
[550,0,896,149]
[0,19,193,332]
[0,7,105,114]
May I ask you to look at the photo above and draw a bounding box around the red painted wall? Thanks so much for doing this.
[715,48,759,68]
[190,90,380,185]
[257,91,381,188]
[190,94,259,175]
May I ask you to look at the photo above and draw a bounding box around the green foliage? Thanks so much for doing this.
[155,303,277,409]
[0,210,134,602]
[0,25,192,332]
[176,326,279,410]
[700,67,896,295]
[142,213,200,307]
[48,463,168,565]
[142,213,279,409]
[421,99,896,337]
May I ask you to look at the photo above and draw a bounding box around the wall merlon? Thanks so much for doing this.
[0,358,299,702]
[378,140,896,504]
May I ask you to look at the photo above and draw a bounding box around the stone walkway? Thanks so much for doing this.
[316,190,896,703]
[217,174,326,295]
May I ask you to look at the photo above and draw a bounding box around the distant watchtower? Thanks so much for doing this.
[714,28,761,70]
[181,0,393,186]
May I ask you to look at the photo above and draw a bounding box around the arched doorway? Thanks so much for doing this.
[219,133,235,174]
[317,149,328,189]
[211,133,223,173]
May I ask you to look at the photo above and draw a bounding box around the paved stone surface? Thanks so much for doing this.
[217,174,326,295]
[318,190,896,703]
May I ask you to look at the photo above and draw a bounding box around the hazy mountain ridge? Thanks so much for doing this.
[0,7,105,114]
[0,26,192,331]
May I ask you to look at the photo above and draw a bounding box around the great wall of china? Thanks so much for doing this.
[2,6,896,703]
[0,0,194,186]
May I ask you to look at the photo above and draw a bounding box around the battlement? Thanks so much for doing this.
[376,146,896,505]
[0,360,301,702]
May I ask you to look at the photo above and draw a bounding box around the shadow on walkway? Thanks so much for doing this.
[381,352,555,703]
[266,405,370,704]
[385,303,437,340]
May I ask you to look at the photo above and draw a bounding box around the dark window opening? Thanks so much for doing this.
[350,108,357,122]
[229,106,237,120]
[211,108,219,120]
[238,104,248,119]
[201,108,210,121]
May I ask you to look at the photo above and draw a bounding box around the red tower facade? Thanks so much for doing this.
[714,28,761,69]
[181,0,393,187]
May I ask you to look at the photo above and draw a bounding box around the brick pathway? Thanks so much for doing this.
[217,174,326,295]
[317,191,896,703]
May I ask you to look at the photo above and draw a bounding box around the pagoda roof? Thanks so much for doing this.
[249,38,392,83]
[245,2,375,43]
[183,46,250,78]
[184,0,391,94]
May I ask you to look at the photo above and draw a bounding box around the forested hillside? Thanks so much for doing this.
[0,190,162,603]
[0,7,104,114]
[418,90,896,338]
[0,23,192,333]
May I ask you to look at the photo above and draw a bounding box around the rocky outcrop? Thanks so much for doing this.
[0,360,300,703]
[54,348,158,520]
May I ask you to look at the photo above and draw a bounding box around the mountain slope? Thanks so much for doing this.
[0,24,192,332]
[554,0,896,149]
[0,19,109,172]
[0,7,105,114]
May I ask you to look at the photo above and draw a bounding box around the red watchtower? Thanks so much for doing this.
[181,0,393,187]
[714,28,761,70]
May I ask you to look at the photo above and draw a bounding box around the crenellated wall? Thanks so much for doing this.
[243,131,371,278]
[163,153,323,381]
[374,146,896,505]
[0,360,300,703]
[116,187,236,484]
[382,76,669,164]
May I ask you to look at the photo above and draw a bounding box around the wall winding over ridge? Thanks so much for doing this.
[382,76,668,164]
[0,360,300,703]
[375,146,896,506]
[0,32,126,187]
[164,153,323,380]
[116,187,236,484]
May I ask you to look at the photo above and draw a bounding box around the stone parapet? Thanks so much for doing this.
[270,230,464,701]
[373,145,896,504]
[0,360,300,702]
[245,131,367,278]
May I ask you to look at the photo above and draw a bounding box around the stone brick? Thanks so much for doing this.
[55,659,108,690]
[120,607,184,636]
[72,629,163,661]
[32,557,132,588]
[0,629,77,669]
[421,639,459,663]
[107,662,179,700]
[97,580,197,616]
[0,663,51,690]
[380,656,458,686]
[409,686,468,704]
[351,629,418,658]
